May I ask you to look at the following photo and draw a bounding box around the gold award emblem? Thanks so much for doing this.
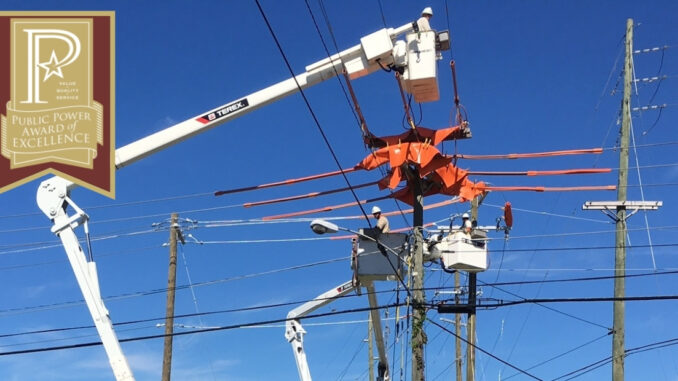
[0,13,115,197]
[2,18,101,167]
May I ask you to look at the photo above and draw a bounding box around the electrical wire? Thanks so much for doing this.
[309,0,414,230]
[305,0,362,132]
[477,280,610,330]
[501,333,610,380]
[0,255,355,317]
[3,285,403,341]
[477,294,678,308]
[630,119,657,270]
[335,337,365,381]
[0,245,163,272]
[427,318,543,380]
[0,302,404,357]
[4,223,678,266]
[603,140,678,151]
[0,228,158,256]
[376,0,387,28]
[552,336,678,381]
[594,37,624,112]
[489,269,678,287]
[254,0,374,228]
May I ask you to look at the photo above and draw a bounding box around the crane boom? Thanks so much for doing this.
[285,280,390,381]
[285,281,354,381]
[34,22,446,380]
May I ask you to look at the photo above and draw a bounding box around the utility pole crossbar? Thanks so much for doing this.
[583,201,662,210]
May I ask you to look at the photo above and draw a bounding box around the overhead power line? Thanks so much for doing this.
[0,256,352,316]
[427,318,543,380]
[0,302,403,357]
[477,294,678,308]
[501,333,610,380]
[552,336,678,381]
[253,0,373,227]
[6,280,678,345]
[490,269,678,287]
[478,280,610,330]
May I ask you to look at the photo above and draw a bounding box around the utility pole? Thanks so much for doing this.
[411,168,426,381]
[466,197,479,381]
[368,314,375,381]
[582,18,661,381]
[455,271,462,381]
[162,213,179,381]
[611,19,633,381]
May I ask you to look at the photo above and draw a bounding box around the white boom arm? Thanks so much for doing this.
[34,21,439,380]
[285,280,390,381]
[285,281,354,381]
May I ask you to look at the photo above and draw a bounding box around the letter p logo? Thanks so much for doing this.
[21,28,81,104]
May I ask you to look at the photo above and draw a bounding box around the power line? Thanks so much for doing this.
[253,0,373,227]
[376,0,388,28]
[482,202,609,224]
[0,228,158,256]
[0,302,403,357]
[427,318,543,380]
[305,0,362,132]
[6,285,678,348]
[3,221,678,269]
[552,336,678,381]
[477,279,610,330]
[2,287,391,340]
[0,193,223,220]
[0,149,676,228]
[481,225,678,243]
[1,138,676,224]
[310,0,413,230]
[3,224,678,270]
[501,333,610,380]
[0,256,352,316]
[433,267,678,272]
[0,245,163,272]
[489,269,678,287]
[0,325,154,350]
[477,294,678,308]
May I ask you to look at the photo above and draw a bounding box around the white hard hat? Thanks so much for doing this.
[462,213,470,219]
[372,206,382,214]
[422,7,433,16]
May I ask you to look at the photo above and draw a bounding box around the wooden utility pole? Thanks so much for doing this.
[612,19,633,381]
[162,213,179,381]
[455,271,462,381]
[411,169,426,381]
[466,197,479,381]
[582,19,660,381]
[368,314,375,381]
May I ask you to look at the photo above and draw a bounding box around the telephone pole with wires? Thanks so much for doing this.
[455,271,463,381]
[466,196,480,381]
[162,213,185,381]
[411,169,426,381]
[582,19,661,381]
[368,314,375,381]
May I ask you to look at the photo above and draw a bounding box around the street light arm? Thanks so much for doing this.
[310,219,405,260]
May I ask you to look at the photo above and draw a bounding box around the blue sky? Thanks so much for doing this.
[1,1,677,380]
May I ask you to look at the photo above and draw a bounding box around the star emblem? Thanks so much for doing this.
[37,50,65,82]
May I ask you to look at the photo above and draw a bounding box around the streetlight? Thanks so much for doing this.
[310,219,340,235]
[309,219,405,260]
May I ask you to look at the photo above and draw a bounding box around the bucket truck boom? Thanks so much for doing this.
[35,22,448,380]
[285,280,390,381]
